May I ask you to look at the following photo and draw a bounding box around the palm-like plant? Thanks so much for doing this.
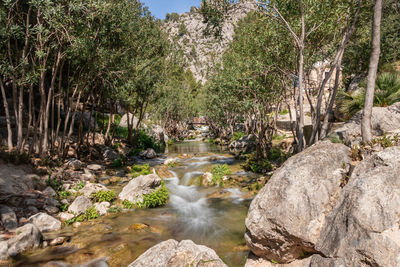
[339,72,400,119]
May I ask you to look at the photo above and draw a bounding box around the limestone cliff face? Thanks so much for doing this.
[163,1,258,83]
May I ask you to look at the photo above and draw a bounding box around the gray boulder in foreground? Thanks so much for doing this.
[68,196,92,215]
[245,141,351,263]
[315,146,400,267]
[28,213,62,233]
[6,223,42,257]
[119,174,161,203]
[128,239,227,267]
[0,205,17,231]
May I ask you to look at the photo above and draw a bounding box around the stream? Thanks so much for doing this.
[17,141,258,267]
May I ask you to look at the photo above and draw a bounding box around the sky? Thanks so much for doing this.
[142,0,202,19]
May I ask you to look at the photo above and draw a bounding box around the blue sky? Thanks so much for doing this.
[142,0,202,19]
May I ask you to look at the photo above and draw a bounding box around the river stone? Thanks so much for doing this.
[66,158,83,171]
[119,174,162,203]
[128,239,227,267]
[0,241,8,260]
[94,202,110,216]
[7,223,42,257]
[44,257,109,267]
[58,212,75,221]
[245,141,351,263]
[139,148,157,159]
[0,164,35,196]
[28,213,62,233]
[68,196,92,215]
[86,164,104,172]
[315,146,400,266]
[43,186,57,197]
[333,101,400,142]
[102,147,119,161]
[80,183,108,198]
[0,205,17,231]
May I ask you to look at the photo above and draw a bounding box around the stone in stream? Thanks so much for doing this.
[94,202,110,216]
[6,223,42,257]
[44,257,109,267]
[245,141,351,263]
[128,239,227,267]
[43,186,57,197]
[118,174,162,203]
[65,158,83,171]
[0,205,18,231]
[68,196,92,215]
[28,213,62,233]
[58,212,75,221]
[79,183,109,198]
[139,148,157,159]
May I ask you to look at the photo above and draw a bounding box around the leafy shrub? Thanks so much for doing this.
[91,190,116,202]
[59,203,69,212]
[73,181,85,191]
[59,190,71,199]
[268,147,282,161]
[211,164,231,186]
[122,199,135,209]
[138,181,169,208]
[231,131,245,142]
[339,73,400,119]
[107,206,121,213]
[278,109,289,115]
[66,206,100,225]
[132,164,151,177]
[111,156,126,168]
[243,154,273,174]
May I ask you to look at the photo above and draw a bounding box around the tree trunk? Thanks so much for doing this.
[362,0,382,143]
[0,77,13,150]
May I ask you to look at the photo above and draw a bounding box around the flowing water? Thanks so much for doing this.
[17,141,257,267]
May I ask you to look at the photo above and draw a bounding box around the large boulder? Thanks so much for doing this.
[0,164,35,196]
[315,146,400,266]
[333,102,400,142]
[79,183,108,198]
[245,141,351,263]
[128,239,227,267]
[68,196,92,215]
[6,223,42,257]
[244,253,344,267]
[0,205,17,231]
[28,213,62,233]
[119,174,161,203]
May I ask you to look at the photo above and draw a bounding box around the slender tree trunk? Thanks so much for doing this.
[362,0,382,143]
[0,77,13,150]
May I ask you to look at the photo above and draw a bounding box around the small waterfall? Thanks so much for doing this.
[165,170,217,238]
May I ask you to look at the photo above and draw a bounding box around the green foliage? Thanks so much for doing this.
[122,200,135,209]
[231,131,245,142]
[132,164,151,177]
[278,109,289,115]
[59,203,69,212]
[178,23,188,37]
[91,190,116,203]
[107,207,122,213]
[73,181,85,191]
[339,73,400,119]
[165,12,180,22]
[268,147,282,161]
[211,164,231,186]
[59,190,71,199]
[66,206,100,225]
[199,0,236,38]
[243,154,273,174]
[111,156,126,168]
[138,181,169,208]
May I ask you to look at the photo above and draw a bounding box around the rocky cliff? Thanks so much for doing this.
[163,1,258,83]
